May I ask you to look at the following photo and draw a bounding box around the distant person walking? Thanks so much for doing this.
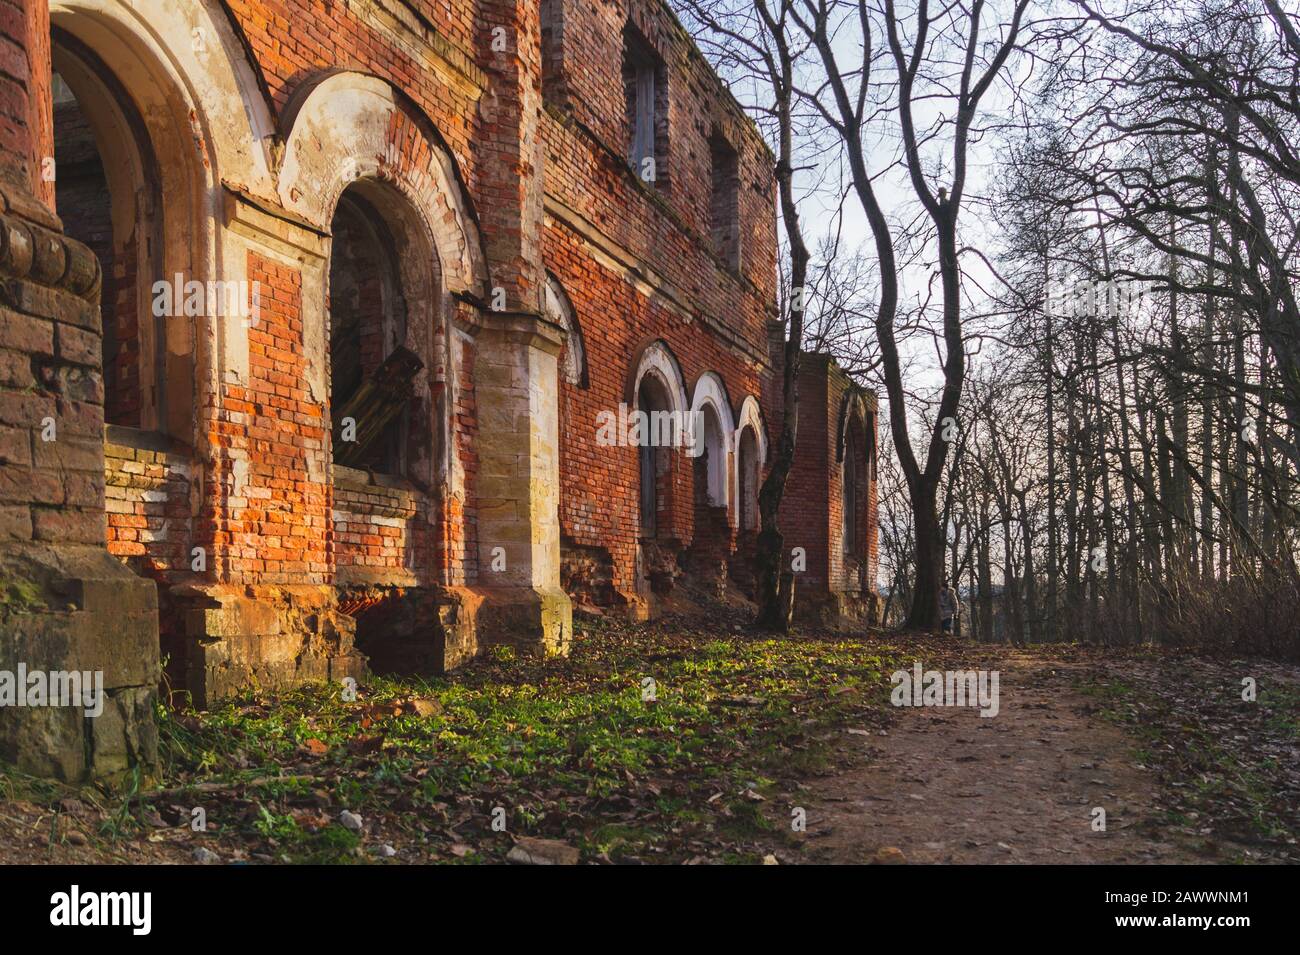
[939,580,960,634]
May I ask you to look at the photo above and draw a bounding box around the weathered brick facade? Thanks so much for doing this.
[1,0,878,777]
[0,0,159,781]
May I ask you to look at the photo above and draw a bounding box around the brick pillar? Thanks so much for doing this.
[0,0,159,781]
[477,0,545,314]
[778,354,881,628]
[470,0,571,654]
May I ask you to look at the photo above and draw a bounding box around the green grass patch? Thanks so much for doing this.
[1076,666,1299,860]
[146,623,903,863]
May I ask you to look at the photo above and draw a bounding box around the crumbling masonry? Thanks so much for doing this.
[0,0,877,781]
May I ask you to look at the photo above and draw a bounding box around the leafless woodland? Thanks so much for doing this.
[676,0,1300,655]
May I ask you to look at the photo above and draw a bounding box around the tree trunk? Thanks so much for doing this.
[752,17,807,632]
[906,478,943,630]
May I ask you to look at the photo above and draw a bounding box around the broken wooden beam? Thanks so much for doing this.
[333,345,424,467]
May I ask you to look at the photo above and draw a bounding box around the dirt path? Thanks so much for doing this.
[794,652,1208,864]
[5,634,1288,865]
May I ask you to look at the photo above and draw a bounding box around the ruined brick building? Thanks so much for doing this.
[0,0,877,780]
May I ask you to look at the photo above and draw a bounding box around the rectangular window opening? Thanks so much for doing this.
[623,26,667,190]
[541,0,561,101]
[710,131,741,271]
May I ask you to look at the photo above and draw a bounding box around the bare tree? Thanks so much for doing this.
[672,0,819,629]
[787,0,1032,628]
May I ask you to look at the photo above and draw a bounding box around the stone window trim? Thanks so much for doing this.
[688,371,736,510]
[51,26,195,442]
[733,394,767,532]
[626,339,689,539]
[544,272,589,388]
[277,73,488,499]
[624,338,690,421]
[47,0,282,450]
[842,430,860,558]
[835,389,875,579]
[835,389,876,475]
[277,71,487,300]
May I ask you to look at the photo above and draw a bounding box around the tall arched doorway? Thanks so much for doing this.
[728,395,767,597]
[684,373,735,595]
[49,19,208,443]
[836,394,873,595]
[327,178,444,673]
[627,341,689,605]
[842,426,860,558]
[48,14,215,700]
[51,34,162,431]
[637,374,673,540]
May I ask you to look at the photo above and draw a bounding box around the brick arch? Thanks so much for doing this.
[50,0,276,198]
[835,389,873,582]
[690,371,737,435]
[734,395,768,461]
[49,0,274,444]
[326,180,443,487]
[277,71,487,297]
[835,389,872,462]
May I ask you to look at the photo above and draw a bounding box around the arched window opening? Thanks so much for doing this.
[700,403,726,506]
[843,426,860,556]
[738,426,760,532]
[638,375,673,538]
[328,187,422,477]
[51,40,162,431]
[544,274,587,389]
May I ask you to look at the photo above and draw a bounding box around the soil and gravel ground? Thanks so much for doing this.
[2,616,1296,864]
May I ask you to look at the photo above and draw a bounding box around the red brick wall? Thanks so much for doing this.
[28,0,879,625]
[104,429,191,569]
[542,0,777,306]
[52,97,142,427]
[540,1,780,605]
[547,214,771,601]
[780,355,880,603]
[781,358,831,589]
[225,0,477,118]
[209,252,329,584]
[332,470,423,576]
[541,1,781,605]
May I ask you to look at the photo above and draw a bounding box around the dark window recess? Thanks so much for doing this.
[709,131,741,270]
[843,431,859,556]
[639,440,657,537]
[329,191,416,476]
[739,428,759,532]
[540,0,562,101]
[622,26,668,190]
[638,386,659,537]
